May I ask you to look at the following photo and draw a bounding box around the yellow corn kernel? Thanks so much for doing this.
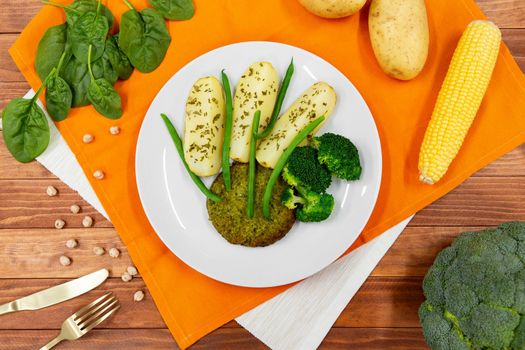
[418,20,501,185]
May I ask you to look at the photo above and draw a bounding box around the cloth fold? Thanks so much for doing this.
[9,0,525,348]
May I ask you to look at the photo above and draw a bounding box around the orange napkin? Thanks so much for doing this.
[9,0,525,348]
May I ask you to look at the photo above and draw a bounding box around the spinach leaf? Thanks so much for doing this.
[62,54,112,107]
[147,0,194,20]
[100,48,119,85]
[45,59,73,122]
[35,24,68,81]
[69,2,109,64]
[62,56,91,107]
[105,35,133,80]
[42,0,114,28]
[87,45,122,119]
[119,1,171,73]
[2,81,50,163]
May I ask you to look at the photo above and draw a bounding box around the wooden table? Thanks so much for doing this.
[1,1,523,349]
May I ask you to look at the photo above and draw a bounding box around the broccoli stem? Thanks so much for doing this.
[262,116,325,219]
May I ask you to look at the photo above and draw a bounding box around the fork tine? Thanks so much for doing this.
[81,304,121,334]
[72,292,113,320]
[78,298,120,330]
[75,295,117,325]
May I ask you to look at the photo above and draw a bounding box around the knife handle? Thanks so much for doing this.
[0,301,16,316]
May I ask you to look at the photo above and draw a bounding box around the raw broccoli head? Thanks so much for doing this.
[419,222,525,350]
[282,146,332,193]
[281,187,334,222]
[311,133,362,181]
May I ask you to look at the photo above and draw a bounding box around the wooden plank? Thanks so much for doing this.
[502,29,525,71]
[0,228,131,278]
[0,134,52,179]
[372,226,482,277]
[0,1,41,34]
[0,329,267,350]
[0,328,428,349]
[0,179,111,229]
[0,35,24,82]
[0,330,180,350]
[0,81,30,110]
[335,277,424,328]
[411,176,525,226]
[321,328,428,350]
[0,277,424,329]
[477,0,525,28]
[474,144,525,176]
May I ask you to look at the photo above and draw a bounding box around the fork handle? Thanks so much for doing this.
[40,335,64,350]
[0,301,16,316]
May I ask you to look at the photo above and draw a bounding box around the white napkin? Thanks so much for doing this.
[25,90,411,350]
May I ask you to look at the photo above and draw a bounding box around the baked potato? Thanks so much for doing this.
[184,76,226,177]
[230,62,279,163]
[256,82,336,169]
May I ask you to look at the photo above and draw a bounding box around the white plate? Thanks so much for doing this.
[136,42,382,288]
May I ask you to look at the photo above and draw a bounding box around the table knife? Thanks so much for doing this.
[0,268,109,316]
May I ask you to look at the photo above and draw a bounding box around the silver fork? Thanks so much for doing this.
[40,292,120,350]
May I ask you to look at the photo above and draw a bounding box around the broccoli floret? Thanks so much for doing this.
[418,303,471,350]
[419,222,525,350]
[282,146,331,193]
[311,133,362,181]
[296,190,334,222]
[281,187,305,209]
[281,187,334,222]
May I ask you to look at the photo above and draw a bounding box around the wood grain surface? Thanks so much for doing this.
[0,1,523,349]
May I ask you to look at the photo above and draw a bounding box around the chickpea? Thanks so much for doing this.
[121,272,132,282]
[109,126,120,135]
[93,246,105,256]
[46,186,58,197]
[93,170,105,180]
[109,248,120,258]
[82,216,94,228]
[66,239,78,249]
[55,219,65,229]
[59,255,71,266]
[133,290,145,302]
[70,204,81,214]
[83,134,94,143]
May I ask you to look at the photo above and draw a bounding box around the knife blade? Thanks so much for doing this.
[0,268,109,316]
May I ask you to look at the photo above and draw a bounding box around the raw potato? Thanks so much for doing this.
[299,0,366,18]
[230,62,279,163]
[256,82,336,169]
[369,0,429,80]
[184,76,226,177]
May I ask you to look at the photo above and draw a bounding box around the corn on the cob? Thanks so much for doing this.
[418,20,501,185]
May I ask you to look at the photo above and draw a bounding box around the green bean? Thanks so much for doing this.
[262,116,325,219]
[160,113,222,203]
[221,70,234,191]
[247,110,261,218]
[256,58,294,139]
